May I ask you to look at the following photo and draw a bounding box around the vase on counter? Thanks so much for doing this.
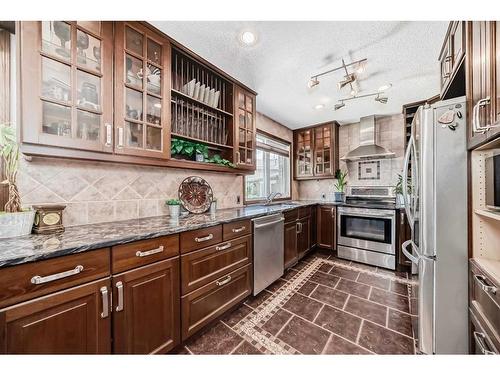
[334,192,346,203]
[0,209,36,239]
[209,199,217,213]
[168,204,180,218]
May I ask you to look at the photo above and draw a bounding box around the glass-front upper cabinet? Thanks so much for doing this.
[20,21,114,152]
[234,86,256,169]
[295,129,313,178]
[294,122,338,180]
[114,22,170,159]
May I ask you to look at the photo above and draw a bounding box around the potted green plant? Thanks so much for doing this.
[0,123,35,238]
[334,169,348,203]
[166,199,181,218]
[394,173,411,207]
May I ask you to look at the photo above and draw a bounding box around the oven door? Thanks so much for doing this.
[337,207,396,254]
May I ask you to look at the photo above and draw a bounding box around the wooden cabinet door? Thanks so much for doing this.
[467,21,492,149]
[284,221,298,268]
[317,205,335,250]
[439,37,452,94]
[397,211,411,269]
[114,22,170,159]
[310,205,317,248]
[0,278,111,354]
[451,21,466,72]
[112,258,180,354]
[294,128,314,178]
[297,216,311,259]
[234,86,256,170]
[20,21,114,153]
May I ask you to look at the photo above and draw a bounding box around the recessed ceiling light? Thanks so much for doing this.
[314,104,325,110]
[378,83,392,92]
[239,31,257,46]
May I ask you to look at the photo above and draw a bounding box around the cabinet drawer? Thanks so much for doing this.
[112,235,179,273]
[470,306,500,354]
[180,225,222,254]
[181,235,251,294]
[298,206,311,219]
[0,248,110,309]
[181,264,252,339]
[284,208,298,223]
[469,261,500,348]
[223,219,251,241]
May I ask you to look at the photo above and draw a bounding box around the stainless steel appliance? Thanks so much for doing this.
[337,187,397,269]
[401,96,468,354]
[485,153,500,210]
[252,213,284,295]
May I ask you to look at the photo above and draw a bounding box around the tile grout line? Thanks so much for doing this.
[320,333,334,355]
[228,338,246,355]
[312,303,326,323]
[341,294,351,311]
[355,320,364,345]
[273,314,295,338]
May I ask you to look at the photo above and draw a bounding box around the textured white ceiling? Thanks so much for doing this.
[152,21,448,129]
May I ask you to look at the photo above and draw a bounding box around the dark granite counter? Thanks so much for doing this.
[0,200,342,269]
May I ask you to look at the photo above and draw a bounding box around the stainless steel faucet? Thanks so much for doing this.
[265,192,283,205]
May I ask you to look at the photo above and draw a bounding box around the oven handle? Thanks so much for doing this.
[338,211,395,219]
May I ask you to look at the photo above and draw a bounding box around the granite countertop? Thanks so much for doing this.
[0,200,343,269]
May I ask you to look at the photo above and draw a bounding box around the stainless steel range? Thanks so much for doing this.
[337,186,397,269]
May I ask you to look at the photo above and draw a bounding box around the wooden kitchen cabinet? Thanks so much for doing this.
[19,21,114,153]
[114,22,170,159]
[284,221,298,269]
[317,205,336,250]
[0,278,111,354]
[294,122,339,180]
[234,86,256,170]
[439,21,466,99]
[396,210,412,270]
[112,257,180,354]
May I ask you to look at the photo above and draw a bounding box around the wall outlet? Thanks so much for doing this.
[321,193,326,200]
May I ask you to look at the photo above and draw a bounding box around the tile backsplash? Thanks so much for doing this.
[18,157,244,227]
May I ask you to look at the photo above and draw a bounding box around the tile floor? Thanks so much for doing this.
[176,249,416,355]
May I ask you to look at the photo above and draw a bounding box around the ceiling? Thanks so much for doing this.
[152,21,449,129]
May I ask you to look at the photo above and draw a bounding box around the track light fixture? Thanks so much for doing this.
[308,77,320,88]
[333,89,390,110]
[307,58,367,90]
[375,95,388,104]
[334,101,345,111]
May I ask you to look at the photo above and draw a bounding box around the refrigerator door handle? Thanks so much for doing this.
[402,240,419,264]
[402,136,414,227]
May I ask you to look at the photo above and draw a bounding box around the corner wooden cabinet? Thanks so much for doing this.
[0,278,111,354]
[294,122,339,180]
[439,21,466,99]
[283,207,313,269]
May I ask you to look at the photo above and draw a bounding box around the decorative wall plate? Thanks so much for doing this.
[178,176,214,214]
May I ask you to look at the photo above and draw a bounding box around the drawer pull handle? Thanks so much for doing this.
[216,242,232,251]
[100,286,109,319]
[136,246,164,257]
[31,265,84,285]
[216,275,231,287]
[474,274,497,295]
[116,281,124,312]
[473,331,495,355]
[232,226,246,233]
[195,233,213,243]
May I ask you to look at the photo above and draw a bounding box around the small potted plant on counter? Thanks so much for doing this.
[0,123,35,238]
[166,199,181,218]
[334,169,348,203]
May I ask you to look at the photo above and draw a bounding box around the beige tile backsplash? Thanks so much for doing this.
[18,157,244,227]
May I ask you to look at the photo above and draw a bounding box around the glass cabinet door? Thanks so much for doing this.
[235,87,256,169]
[314,125,332,176]
[21,21,113,152]
[295,129,313,178]
[114,22,168,159]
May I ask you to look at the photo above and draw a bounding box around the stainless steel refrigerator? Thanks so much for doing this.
[401,96,468,354]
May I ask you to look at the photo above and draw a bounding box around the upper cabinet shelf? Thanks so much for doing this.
[18,21,257,174]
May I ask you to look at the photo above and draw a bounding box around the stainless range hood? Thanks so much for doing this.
[341,115,395,161]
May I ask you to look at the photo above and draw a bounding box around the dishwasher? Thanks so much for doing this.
[252,213,284,295]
